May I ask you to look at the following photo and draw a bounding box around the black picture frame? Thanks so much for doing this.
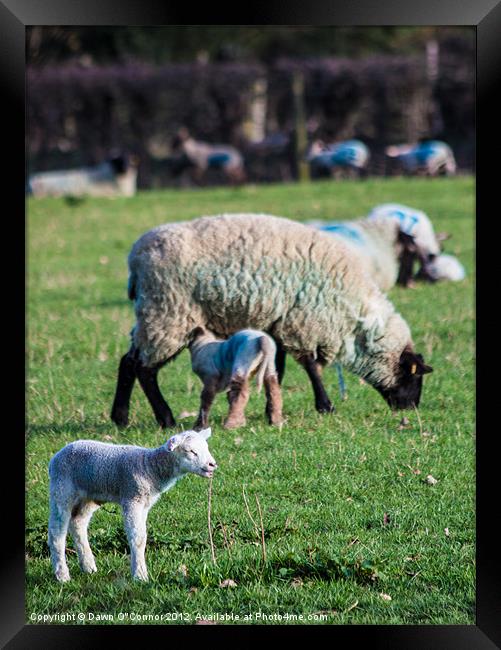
[5,1,498,647]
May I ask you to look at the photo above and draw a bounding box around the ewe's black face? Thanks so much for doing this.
[376,348,433,410]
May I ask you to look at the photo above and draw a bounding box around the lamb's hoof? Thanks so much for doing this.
[132,572,149,582]
[81,563,97,574]
[111,408,129,427]
[55,570,71,583]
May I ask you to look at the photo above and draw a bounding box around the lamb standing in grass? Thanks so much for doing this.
[110,213,433,429]
[189,327,283,430]
[48,428,216,582]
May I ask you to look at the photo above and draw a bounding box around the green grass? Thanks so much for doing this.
[27,177,475,625]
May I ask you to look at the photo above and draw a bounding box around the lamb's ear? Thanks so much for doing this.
[166,434,184,451]
[436,232,451,242]
[400,350,433,376]
[199,427,212,440]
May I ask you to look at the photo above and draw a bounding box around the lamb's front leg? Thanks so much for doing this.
[264,373,283,425]
[121,500,149,581]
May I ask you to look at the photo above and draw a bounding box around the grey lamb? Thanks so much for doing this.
[189,327,283,430]
[48,428,216,582]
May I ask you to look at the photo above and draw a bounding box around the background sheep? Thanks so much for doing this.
[385,140,456,176]
[307,139,369,178]
[28,154,138,198]
[48,428,216,582]
[171,127,246,185]
[110,213,433,429]
[189,327,283,430]
[307,218,417,291]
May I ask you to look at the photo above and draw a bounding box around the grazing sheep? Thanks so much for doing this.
[385,140,456,176]
[308,139,369,178]
[48,428,216,582]
[28,154,138,198]
[189,327,283,430]
[171,128,246,185]
[110,213,433,429]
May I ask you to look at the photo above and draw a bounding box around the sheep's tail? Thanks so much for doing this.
[255,336,276,393]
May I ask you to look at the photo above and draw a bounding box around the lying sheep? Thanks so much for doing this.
[48,428,216,582]
[28,154,138,198]
[385,140,456,176]
[189,327,283,430]
[110,213,433,429]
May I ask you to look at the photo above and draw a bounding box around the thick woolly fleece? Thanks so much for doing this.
[128,213,413,390]
[310,218,402,292]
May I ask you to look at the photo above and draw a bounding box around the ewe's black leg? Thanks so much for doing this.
[299,354,335,414]
[136,362,176,428]
[110,351,137,427]
[274,342,287,385]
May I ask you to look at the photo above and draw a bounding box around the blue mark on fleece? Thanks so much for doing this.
[319,223,365,245]
[208,152,231,168]
[385,209,419,235]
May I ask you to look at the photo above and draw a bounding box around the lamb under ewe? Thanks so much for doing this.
[48,428,216,582]
[189,327,283,430]
[110,213,433,429]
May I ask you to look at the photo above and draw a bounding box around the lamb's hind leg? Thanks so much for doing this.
[299,353,335,414]
[48,498,72,582]
[264,373,283,425]
[69,500,100,574]
[136,360,176,428]
[224,375,250,429]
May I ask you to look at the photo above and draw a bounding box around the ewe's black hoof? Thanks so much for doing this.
[157,417,177,429]
[111,408,129,427]
[316,403,335,414]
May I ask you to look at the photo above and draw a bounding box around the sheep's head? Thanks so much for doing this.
[166,428,217,478]
[375,347,433,410]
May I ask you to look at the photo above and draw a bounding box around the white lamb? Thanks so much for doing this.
[48,428,216,582]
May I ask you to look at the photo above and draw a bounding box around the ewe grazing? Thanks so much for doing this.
[189,327,283,430]
[110,213,432,429]
[48,428,216,582]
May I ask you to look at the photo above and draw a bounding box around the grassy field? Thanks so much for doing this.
[27,177,475,625]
